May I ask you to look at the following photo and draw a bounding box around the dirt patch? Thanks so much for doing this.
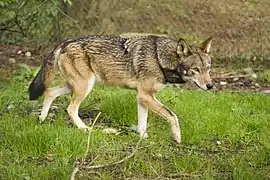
[0,43,43,72]
[212,77,270,93]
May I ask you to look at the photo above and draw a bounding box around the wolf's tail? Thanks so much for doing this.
[28,48,62,100]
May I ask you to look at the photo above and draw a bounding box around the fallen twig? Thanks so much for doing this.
[70,112,144,179]
[179,145,245,154]
[70,167,79,180]
[167,172,202,178]
[70,112,102,180]
[70,112,145,179]
[83,112,102,162]
[82,135,144,170]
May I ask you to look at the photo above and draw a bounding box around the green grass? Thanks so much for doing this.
[257,70,270,83]
[0,70,270,179]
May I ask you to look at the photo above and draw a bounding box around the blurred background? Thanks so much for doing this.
[1,0,270,69]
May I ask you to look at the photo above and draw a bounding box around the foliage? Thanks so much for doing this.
[0,0,69,44]
[257,70,270,83]
[0,0,17,7]
[12,63,38,83]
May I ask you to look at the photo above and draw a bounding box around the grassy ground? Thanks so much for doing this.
[0,68,270,180]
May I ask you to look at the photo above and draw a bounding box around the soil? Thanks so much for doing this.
[1,43,269,93]
[212,77,270,93]
[0,43,42,71]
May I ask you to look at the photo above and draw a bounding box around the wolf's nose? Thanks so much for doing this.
[206,83,213,90]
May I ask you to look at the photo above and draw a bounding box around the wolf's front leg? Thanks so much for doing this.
[137,101,149,139]
[137,91,181,143]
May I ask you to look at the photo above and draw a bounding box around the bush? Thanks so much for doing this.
[0,0,66,45]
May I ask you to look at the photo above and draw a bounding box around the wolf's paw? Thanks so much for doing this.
[38,115,45,123]
[138,128,148,139]
[139,132,149,139]
[78,125,90,132]
[172,134,181,144]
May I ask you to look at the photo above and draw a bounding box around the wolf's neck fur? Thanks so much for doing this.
[162,68,186,84]
[156,39,186,84]
[156,40,179,68]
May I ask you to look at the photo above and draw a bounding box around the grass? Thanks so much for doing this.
[0,68,270,179]
[257,70,270,83]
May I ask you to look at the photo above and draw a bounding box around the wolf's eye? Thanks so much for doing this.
[192,67,200,73]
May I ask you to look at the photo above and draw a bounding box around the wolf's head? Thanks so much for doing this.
[176,37,213,90]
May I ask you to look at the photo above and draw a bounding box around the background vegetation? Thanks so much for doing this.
[1,0,270,68]
[0,0,270,179]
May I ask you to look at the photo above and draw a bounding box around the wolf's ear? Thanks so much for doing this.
[200,36,213,54]
[176,38,192,56]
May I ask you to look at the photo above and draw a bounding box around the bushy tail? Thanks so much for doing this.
[28,48,61,100]
[28,65,46,100]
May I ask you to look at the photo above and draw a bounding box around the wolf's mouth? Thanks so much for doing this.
[193,81,207,91]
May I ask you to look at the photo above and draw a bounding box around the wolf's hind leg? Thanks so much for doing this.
[39,84,72,122]
[67,75,95,130]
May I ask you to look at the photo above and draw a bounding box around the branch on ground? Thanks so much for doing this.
[167,172,202,178]
[179,145,245,154]
[70,112,101,180]
[70,112,144,179]
[81,137,143,170]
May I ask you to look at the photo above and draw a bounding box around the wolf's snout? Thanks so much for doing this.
[206,83,213,90]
